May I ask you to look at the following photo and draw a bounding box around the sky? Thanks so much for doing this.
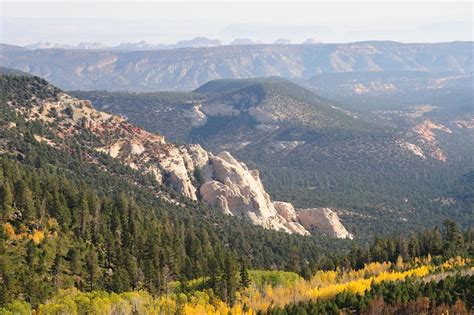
[1,1,472,46]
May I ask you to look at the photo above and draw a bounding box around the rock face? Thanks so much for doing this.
[11,87,350,237]
[297,208,354,239]
[199,152,309,235]
[412,120,452,162]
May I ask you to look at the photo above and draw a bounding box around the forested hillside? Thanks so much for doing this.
[72,77,474,236]
[0,74,353,306]
[0,74,473,314]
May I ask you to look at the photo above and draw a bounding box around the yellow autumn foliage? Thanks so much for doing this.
[3,222,51,245]
[241,262,433,311]
[4,257,467,314]
[29,229,45,244]
[440,256,471,270]
[3,223,16,239]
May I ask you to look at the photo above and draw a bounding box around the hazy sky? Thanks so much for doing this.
[1,1,472,46]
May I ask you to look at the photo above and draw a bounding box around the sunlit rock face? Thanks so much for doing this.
[199,152,309,235]
[297,208,354,239]
[15,90,351,237]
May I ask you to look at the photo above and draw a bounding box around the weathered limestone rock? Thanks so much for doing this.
[198,151,309,235]
[273,201,298,221]
[297,208,354,239]
[19,91,352,238]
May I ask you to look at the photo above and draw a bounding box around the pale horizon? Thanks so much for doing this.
[1,1,472,46]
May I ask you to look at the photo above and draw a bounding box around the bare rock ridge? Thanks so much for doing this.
[12,90,351,238]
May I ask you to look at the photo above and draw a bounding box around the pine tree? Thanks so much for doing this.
[15,180,35,222]
[287,246,301,273]
[443,220,464,257]
[67,247,82,287]
[51,191,71,228]
[223,252,239,305]
[208,257,223,298]
[0,223,16,304]
[240,259,251,289]
[0,180,14,221]
[52,251,63,290]
[85,247,100,291]
[78,192,90,239]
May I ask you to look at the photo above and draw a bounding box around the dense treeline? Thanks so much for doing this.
[1,158,229,305]
[344,219,474,271]
[265,274,474,314]
[1,74,473,311]
[1,153,472,306]
[1,258,471,314]
[0,158,332,307]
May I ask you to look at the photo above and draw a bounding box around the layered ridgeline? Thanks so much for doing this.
[73,77,474,235]
[303,70,473,126]
[0,73,353,238]
[0,41,472,90]
[305,70,473,97]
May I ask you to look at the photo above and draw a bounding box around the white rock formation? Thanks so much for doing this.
[19,92,352,238]
[199,152,309,235]
[183,105,207,127]
[297,208,354,239]
[396,141,426,159]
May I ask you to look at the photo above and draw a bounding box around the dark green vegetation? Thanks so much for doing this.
[264,274,474,314]
[0,74,347,306]
[0,67,33,77]
[346,219,473,270]
[0,74,473,310]
[71,76,474,237]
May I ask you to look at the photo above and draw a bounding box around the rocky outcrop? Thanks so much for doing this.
[199,152,309,235]
[297,208,354,239]
[183,105,207,127]
[413,120,452,144]
[412,120,452,162]
[14,90,351,237]
[396,141,426,159]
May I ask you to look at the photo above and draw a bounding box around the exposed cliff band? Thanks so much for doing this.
[12,91,352,238]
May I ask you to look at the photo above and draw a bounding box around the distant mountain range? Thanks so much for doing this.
[1,41,472,91]
[23,37,224,51]
[20,37,319,51]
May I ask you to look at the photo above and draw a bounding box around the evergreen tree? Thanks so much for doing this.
[0,180,14,221]
[15,180,35,222]
[85,247,100,291]
[240,259,251,289]
[223,252,239,305]
[443,220,464,257]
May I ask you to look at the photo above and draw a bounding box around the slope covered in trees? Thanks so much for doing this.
[0,74,351,306]
[1,74,473,314]
[71,77,474,236]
